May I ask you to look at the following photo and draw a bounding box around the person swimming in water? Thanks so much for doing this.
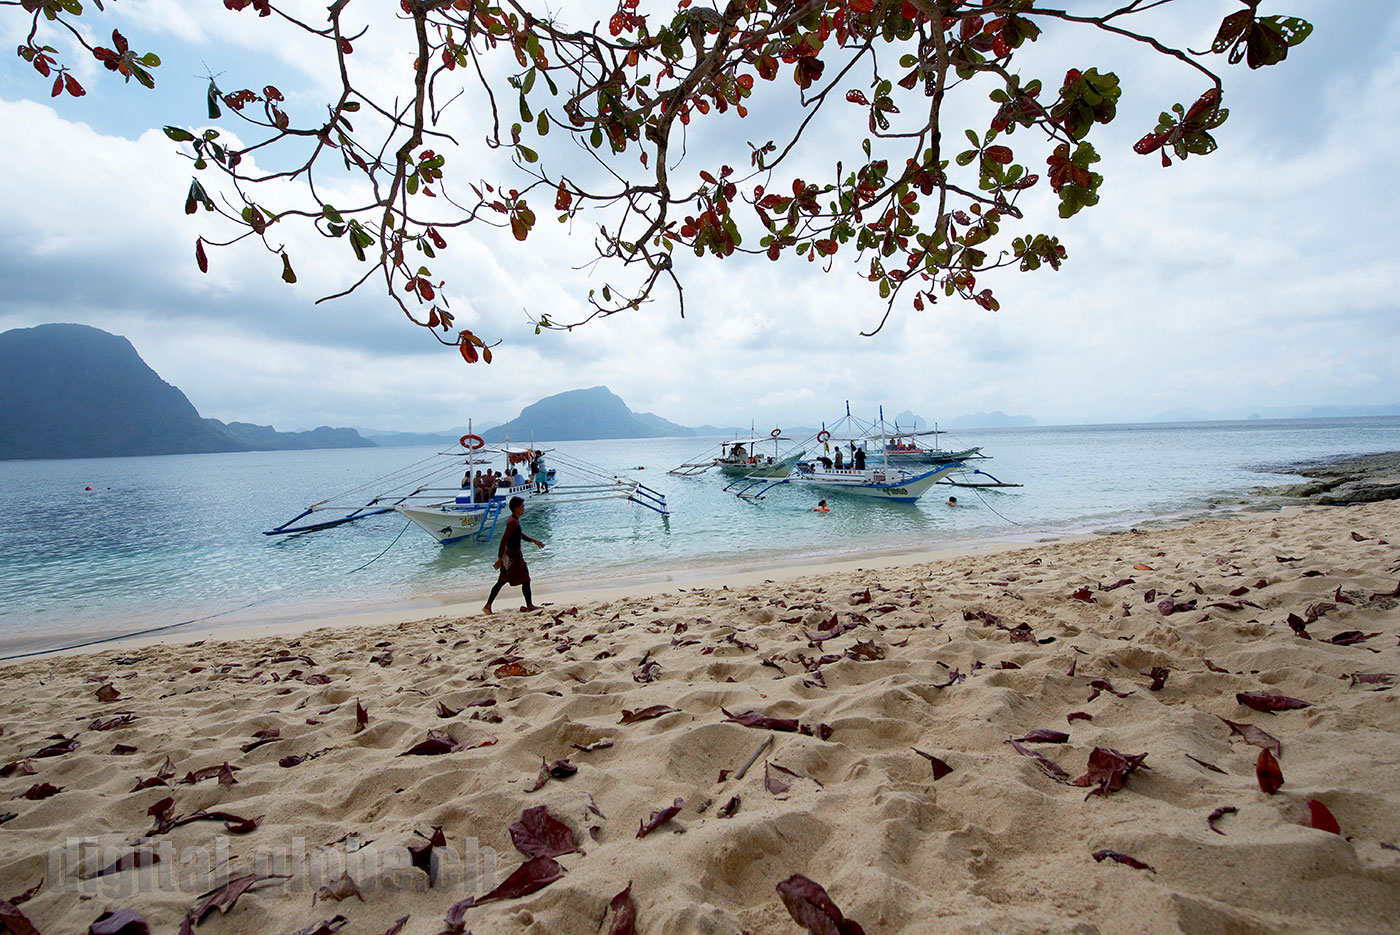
[813,499,829,512]
[946,495,959,507]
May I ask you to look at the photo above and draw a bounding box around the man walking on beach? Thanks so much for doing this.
[484,496,545,614]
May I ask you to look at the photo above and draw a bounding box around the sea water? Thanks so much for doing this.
[2,416,1396,655]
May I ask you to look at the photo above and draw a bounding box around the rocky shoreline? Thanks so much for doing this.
[1260,451,1400,505]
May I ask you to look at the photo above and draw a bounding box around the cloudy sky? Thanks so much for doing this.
[1,1,1396,432]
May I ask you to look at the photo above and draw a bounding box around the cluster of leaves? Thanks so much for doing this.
[6,0,1313,362]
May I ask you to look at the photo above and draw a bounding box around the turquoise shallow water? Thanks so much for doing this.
[1,416,1396,654]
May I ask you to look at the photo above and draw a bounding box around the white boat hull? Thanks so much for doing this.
[716,450,805,478]
[790,462,961,503]
[395,502,494,545]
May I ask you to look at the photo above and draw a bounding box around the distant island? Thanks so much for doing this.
[480,386,695,442]
[0,323,375,460]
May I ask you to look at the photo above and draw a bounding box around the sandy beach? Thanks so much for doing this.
[2,498,1398,934]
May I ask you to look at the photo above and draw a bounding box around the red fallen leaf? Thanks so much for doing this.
[1143,588,1157,603]
[1157,598,1197,616]
[1366,579,1400,600]
[619,704,677,724]
[313,873,364,905]
[1072,747,1148,797]
[0,900,39,935]
[1332,586,1354,605]
[765,762,792,796]
[1091,849,1155,872]
[1208,600,1260,611]
[465,698,497,707]
[399,729,465,756]
[1219,717,1282,756]
[851,588,872,605]
[1207,805,1238,835]
[279,747,333,768]
[1014,729,1069,744]
[89,908,153,934]
[444,856,563,919]
[1007,739,1070,782]
[1069,587,1095,603]
[845,640,884,661]
[1204,659,1230,673]
[97,683,121,702]
[571,739,614,752]
[436,702,461,718]
[1099,578,1135,591]
[89,714,137,731]
[1308,799,1340,834]
[1325,630,1381,646]
[1303,601,1336,623]
[378,918,409,935]
[510,805,579,858]
[776,874,866,935]
[997,661,1021,670]
[1350,531,1370,542]
[722,708,799,732]
[1253,578,1271,589]
[1141,667,1169,691]
[1256,748,1283,794]
[1236,691,1312,714]
[933,668,965,688]
[0,760,35,778]
[304,673,331,685]
[19,782,62,800]
[147,796,175,822]
[1229,586,1250,597]
[179,873,288,934]
[0,813,16,826]
[1067,711,1092,723]
[1190,581,1205,595]
[1186,754,1226,774]
[82,850,160,879]
[354,700,368,734]
[717,796,741,818]
[1276,555,1301,563]
[604,883,637,935]
[495,661,539,678]
[1348,672,1396,689]
[913,749,954,779]
[9,879,40,905]
[408,826,447,885]
[177,762,240,786]
[240,729,282,753]
[286,916,349,935]
[1087,678,1134,701]
[637,797,683,838]
[1133,563,1154,571]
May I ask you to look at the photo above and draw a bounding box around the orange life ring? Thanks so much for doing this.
[459,433,485,450]
[770,428,782,437]
[816,430,831,443]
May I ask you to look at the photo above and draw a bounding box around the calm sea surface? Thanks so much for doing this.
[2,416,1397,655]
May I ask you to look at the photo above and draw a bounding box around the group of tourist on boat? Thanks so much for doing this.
[461,449,551,502]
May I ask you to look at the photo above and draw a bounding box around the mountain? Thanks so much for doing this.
[0,323,374,460]
[948,411,1037,428]
[480,386,695,442]
[211,421,373,451]
[1147,404,1400,423]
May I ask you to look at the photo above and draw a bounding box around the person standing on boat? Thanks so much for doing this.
[484,496,544,614]
[853,446,867,470]
[834,448,844,470]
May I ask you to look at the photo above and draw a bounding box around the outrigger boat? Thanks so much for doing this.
[669,429,805,479]
[728,404,1008,502]
[265,430,668,546]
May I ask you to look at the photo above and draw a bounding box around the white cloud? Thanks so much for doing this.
[1,0,1397,433]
